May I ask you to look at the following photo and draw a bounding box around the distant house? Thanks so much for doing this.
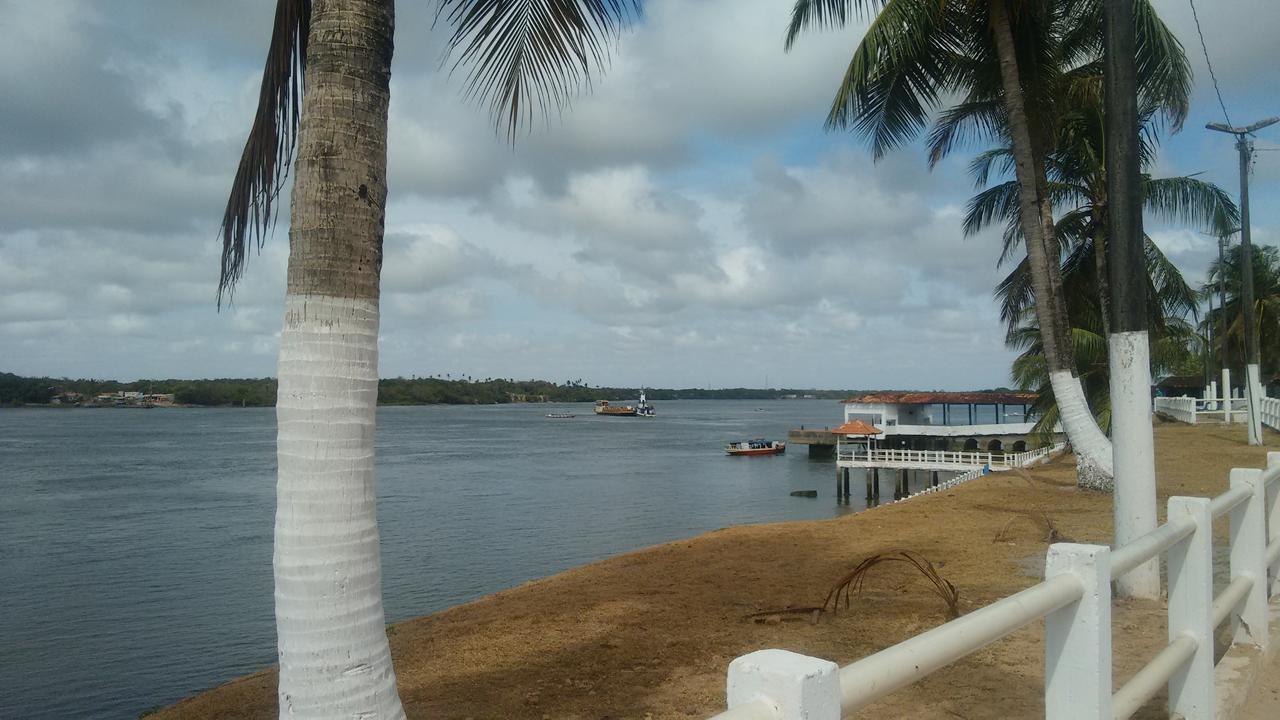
[1154,375,1204,398]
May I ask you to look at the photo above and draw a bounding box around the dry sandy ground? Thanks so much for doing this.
[153,423,1278,720]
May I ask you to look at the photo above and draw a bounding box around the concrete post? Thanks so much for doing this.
[1166,497,1214,718]
[1223,368,1232,423]
[1268,452,1280,596]
[1209,380,1218,411]
[1229,468,1268,648]
[1044,544,1112,720]
[726,649,841,720]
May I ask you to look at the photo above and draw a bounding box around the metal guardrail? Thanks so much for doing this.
[709,452,1280,719]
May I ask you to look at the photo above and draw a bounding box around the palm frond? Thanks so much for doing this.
[927,99,1006,168]
[439,0,641,141]
[218,0,311,307]
[1143,176,1239,236]
[824,0,969,158]
[967,147,1015,187]
[784,0,878,50]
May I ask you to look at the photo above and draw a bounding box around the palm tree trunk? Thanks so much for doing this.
[1091,214,1112,338]
[987,0,1113,489]
[274,1,405,716]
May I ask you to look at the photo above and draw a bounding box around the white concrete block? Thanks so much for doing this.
[727,649,841,720]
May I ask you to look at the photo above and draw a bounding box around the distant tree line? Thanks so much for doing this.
[2,371,950,407]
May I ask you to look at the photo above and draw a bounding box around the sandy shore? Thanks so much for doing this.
[153,422,1277,719]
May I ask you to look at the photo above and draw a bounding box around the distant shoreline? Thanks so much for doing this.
[3,371,1021,409]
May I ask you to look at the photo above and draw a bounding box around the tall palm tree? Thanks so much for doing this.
[964,88,1237,341]
[218,0,639,715]
[784,0,1190,488]
[1203,243,1280,379]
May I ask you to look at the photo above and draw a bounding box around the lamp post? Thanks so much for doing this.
[1207,116,1279,445]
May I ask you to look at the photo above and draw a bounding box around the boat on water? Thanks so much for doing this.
[545,412,576,419]
[594,400,637,416]
[636,390,656,417]
[725,439,786,456]
[594,390,657,417]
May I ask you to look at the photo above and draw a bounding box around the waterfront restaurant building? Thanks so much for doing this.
[842,390,1055,454]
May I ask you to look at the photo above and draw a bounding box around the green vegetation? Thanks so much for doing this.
[0,371,887,407]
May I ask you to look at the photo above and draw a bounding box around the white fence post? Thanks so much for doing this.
[1229,468,1268,649]
[726,649,840,720]
[1166,497,1214,718]
[1223,369,1232,423]
[1044,543,1111,720]
[1267,452,1280,596]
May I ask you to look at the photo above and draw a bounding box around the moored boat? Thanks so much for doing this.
[725,439,786,456]
[545,412,576,419]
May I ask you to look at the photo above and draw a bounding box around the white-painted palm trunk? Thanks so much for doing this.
[1107,331,1159,598]
[1048,371,1114,491]
[1245,363,1263,445]
[275,294,405,720]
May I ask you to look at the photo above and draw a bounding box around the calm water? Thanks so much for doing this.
[0,400,873,718]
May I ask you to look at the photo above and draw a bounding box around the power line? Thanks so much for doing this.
[1188,0,1234,127]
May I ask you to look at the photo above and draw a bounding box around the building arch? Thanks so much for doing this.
[987,439,1003,453]
[1012,440,1027,453]
[962,438,979,452]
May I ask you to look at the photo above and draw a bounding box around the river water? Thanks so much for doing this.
[0,400,873,718]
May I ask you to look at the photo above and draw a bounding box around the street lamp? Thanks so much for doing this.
[1206,117,1278,445]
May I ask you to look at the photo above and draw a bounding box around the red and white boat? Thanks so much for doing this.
[725,439,786,456]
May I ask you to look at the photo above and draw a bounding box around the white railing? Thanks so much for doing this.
[1262,395,1280,431]
[1155,395,1255,425]
[838,448,1006,469]
[895,444,1064,501]
[837,444,1061,472]
[1154,396,1198,424]
[710,451,1280,720]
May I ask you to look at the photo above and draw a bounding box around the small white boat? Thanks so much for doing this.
[545,412,576,419]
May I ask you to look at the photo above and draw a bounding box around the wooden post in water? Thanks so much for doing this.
[835,466,843,500]
[842,469,850,500]
[865,471,873,503]
[932,470,939,488]
[872,468,881,503]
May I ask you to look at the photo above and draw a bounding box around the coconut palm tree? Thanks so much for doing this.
[1203,243,1280,379]
[1009,309,1202,440]
[784,0,1190,488]
[964,87,1237,338]
[217,1,639,715]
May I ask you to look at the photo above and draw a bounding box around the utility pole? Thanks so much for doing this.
[1105,0,1158,599]
[1207,116,1279,445]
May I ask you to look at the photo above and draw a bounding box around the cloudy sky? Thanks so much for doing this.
[2,0,1277,389]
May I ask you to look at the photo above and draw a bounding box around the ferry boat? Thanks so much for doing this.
[725,439,786,456]
[594,400,637,416]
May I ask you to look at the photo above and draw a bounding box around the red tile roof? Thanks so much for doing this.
[843,391,1038,405]
[832,420,883,436]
